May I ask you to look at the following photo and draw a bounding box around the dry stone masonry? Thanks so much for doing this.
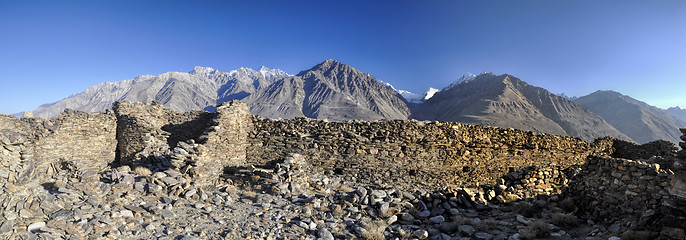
[2,101,686,239]
[248,117,600,189]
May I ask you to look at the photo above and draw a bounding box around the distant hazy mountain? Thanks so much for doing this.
[412,73,631,142]
[396,73,475,103]
[31,59,410,121]
[398,88,440,103]
[666,106,686,123]
[573,90,686,144]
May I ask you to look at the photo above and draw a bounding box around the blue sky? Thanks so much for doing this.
[1,0,685,114]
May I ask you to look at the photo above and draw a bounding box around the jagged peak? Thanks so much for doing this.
[190,66,218,75]
[302,59,354,74]
[258,66,292,77]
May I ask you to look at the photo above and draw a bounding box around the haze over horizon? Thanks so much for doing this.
[1,0,685,114]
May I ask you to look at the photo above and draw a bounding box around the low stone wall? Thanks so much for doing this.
[569,157,670,225]
[248,117,602,190]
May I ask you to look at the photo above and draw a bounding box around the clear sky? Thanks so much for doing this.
[1,0,685,114]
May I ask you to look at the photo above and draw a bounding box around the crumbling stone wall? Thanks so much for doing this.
[112,101,252,186]
[248,117,602,189]
[0,110,116,191]
[569,157,670,225]
[36,110,116,172]
[113,101,214,166]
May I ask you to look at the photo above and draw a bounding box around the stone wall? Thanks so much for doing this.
[112,101,214,167]
[37,110,117,172]
[569,157,670,224]
[195,101,253,185]
[0,110,116,191]
[248,117,602,190]
[112,101,252,186]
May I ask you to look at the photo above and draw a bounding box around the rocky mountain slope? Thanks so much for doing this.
[31,60,410,121]
[666,106,686,123]
[573,90,686,144]
[412,73,631,142]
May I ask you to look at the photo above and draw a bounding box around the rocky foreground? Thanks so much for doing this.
[0,152,670,240]
[2,101,686,239]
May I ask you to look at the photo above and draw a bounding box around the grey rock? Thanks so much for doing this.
[159,209,175,218]
[386,215,398,224]
[27,222,46,233]
[419,210,431,218]
[516,215,530,225]
[161,177,179,186]
[401,213,415,222]
[178,235,201,240]
[356,187,368,197]
[429,215,445,224]
[184,189,197,198]
[508,233,521,240]
[458,225,476,236]
[475,232,493,240]
[371,190,387,199]
[0,219,14,233]
[379,202,390,216]
[318,228,334,240]
[120,210,134,218]
[413,229,429,239]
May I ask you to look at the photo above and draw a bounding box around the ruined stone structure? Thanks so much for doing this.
[0,110,115,191]
[2,101,686,237]
[113,100,252,186]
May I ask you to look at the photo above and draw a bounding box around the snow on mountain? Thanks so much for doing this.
[397,88,441,103]
[442,73,477,90]
[423,88,439,100]
[258,66,292,80]
[398,90,423,103]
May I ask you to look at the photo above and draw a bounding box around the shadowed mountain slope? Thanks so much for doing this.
[412,73,631,142]
[573,90,686,144]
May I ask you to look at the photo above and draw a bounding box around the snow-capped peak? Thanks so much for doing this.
[376,79,397,92]
[443,73,476,90]
[398,88,441,103]
[258,66,292,79]
[190,66,218,76]
[423,88,440,100]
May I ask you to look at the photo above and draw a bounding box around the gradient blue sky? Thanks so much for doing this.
[1,0,685,114]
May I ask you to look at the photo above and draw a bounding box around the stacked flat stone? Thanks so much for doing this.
[659,128,686,239]
[678,128,686,160]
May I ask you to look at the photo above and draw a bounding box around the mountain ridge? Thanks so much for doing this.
[412,73,631,142]
[573,90,686,144]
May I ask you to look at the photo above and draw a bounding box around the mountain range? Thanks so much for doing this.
[27,59,686,144]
